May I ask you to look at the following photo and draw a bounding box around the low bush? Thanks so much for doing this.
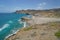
[55,31,60,38]
[23,27,32,31]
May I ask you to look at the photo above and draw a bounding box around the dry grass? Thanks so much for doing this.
[6,22,60,40]
[23,26,33,31]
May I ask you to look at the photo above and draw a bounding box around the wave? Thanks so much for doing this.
[8,20,13,23]
[0,24,9,31]
[5,29,20,39]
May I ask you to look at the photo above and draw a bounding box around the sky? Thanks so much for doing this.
[0,0,60,12]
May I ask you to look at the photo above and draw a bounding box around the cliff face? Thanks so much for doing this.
[16,8,60,17]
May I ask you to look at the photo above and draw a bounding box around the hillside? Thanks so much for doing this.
[6,22,60,40]
[6,15,60,40]
[16,8,60,17]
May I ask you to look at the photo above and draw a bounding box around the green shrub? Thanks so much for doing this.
[55,31,60,38]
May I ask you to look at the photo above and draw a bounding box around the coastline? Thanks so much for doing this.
[5,8,60,40]
[5,29,19,39]
[6,15,60,40]
[6,21,60,40]
[5,16,31,40]
[5,26,25,40]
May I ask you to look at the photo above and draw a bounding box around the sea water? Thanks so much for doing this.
[0,13,27,40]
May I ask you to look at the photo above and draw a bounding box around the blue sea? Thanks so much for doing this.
[0,13,28,40]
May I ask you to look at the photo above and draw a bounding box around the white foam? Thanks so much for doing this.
[5,29,20,39]
[18,19,21,22]
[0,24,9,31]
[18,19,23,24]
[5,34,13,39]
[23,22,26,28]
[18,19,26,27]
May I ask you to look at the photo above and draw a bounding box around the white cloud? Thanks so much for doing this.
[37,2,47,10]
[39,2,46,6]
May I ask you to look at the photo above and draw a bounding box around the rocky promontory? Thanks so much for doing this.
[16,8,60,17]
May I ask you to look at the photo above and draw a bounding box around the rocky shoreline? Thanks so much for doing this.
[6,22,60,40]
[6,15,60,40]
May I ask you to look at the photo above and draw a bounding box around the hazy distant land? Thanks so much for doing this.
[16,8,60,17]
